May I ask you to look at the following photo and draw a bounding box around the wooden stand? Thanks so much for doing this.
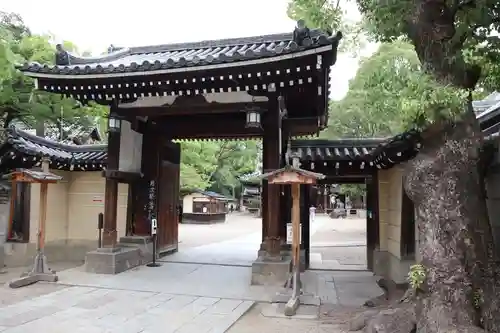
[260,157,324,316]
[7,157,63,288]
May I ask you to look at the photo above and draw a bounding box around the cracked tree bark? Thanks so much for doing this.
[403,107,499,333]
[353,106,500,333]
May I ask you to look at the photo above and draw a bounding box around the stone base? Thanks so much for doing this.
[372,249,414,284]
[251,257,291,286]
[84,236,156,274]
[9,272,58,288]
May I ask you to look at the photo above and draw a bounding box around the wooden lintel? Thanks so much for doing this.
[118,102,268,117]
[103,169,143,183]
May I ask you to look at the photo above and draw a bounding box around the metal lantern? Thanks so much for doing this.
[245,107,261,128]
[108,113,121,132]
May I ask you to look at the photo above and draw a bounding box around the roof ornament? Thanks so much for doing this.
[293,20,312,47]
[55,44,70,66]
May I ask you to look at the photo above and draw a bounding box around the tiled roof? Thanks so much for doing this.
[20,28,342,77]
[0,127,107,172]
[188,189,234,201]
[290,138,384,161]
[290,131,422,170]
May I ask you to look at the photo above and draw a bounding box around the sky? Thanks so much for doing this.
[1,0,377,100]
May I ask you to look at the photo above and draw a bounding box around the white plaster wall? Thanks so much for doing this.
[0,193,10,245]
[183,194,194,213]
[119,120,143,173]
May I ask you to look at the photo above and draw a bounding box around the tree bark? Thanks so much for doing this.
[402,106,500,332]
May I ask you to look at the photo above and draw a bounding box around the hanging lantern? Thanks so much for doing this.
[108,113,122,133]
[245,107,262,128]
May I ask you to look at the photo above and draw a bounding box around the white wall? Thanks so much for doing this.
[119,120,143,173]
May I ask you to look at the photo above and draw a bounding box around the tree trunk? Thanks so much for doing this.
[403,106,500,332]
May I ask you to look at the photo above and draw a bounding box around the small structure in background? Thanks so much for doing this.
[240,176,261,215]
[6,157,63,288]
[260,154,325,316]
[181,189,235,224]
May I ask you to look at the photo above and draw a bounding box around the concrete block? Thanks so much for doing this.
[251,257,291,286]
[284,296,299,316]
[85,247,149,274]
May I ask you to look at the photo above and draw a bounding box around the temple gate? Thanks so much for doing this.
[20,23,342,275]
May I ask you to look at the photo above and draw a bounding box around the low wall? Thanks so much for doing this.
[376,167,415,284]
[181,213,226,224]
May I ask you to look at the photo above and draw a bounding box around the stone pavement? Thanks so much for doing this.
[0,267,381,333]
[0,214,380,332]
[168,215,334,267]
[310,216,367,270]
[0,285,253,333]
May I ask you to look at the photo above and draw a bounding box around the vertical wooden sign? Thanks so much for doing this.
[147,179,157,222]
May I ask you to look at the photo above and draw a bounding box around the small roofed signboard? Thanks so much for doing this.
[260,157,325,316]
[260,165,325,185]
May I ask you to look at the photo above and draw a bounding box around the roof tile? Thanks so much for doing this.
[21,28,342,77]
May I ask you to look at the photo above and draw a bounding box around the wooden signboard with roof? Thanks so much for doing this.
[6,157,63,288]
[260,152,324,316]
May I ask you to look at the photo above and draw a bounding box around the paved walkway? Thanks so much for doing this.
[0,286,253,333]
[169,214,331,266]
[0,214,378,332]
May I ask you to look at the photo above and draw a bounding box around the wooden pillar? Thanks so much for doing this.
[279,127,290,243]
[300,184,311,269]
[323,185,328,214]
[102,113,121,248]
[262,96,281,257]
[291,183,300,270]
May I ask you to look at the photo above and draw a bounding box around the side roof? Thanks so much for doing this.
[0,127,107,172]
[20,27,342,79]
[290,130,422,170]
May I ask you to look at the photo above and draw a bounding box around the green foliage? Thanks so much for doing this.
[322,41,467,140]
[178,140,259,196]
[338,183,365,199]
[0,11,102,136]
[408,263,426,290]
[356,0,500,91]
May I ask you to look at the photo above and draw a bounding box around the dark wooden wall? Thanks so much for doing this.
[157,142,181,252]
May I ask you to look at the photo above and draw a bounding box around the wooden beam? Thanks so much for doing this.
[118,102,268,117]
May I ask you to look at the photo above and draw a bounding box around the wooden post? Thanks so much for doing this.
[7,178,17,239]
[38,157,50,251]
[102,114,121,248]
[323,185,328,214]
[291,183,301,277]
[8,159,62,288]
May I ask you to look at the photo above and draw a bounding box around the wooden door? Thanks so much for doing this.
[156,142,180,253]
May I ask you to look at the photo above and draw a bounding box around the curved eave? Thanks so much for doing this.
[0,149,106,172]
[21,45,335,80]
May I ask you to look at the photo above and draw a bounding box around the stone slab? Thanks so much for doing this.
[0,286,255,333]
[85,247,148,274]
